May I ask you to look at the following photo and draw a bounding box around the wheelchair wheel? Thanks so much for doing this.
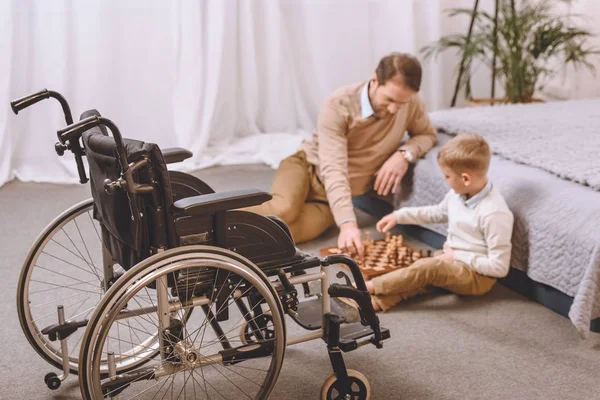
[79,246,286,400]
[17,198,171,376]
[17,198,107,374]
[168,170,214,201]
[321,369,371,400]
[17,175,211,375]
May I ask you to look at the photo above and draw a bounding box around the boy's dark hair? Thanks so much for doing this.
[375,53,422,92]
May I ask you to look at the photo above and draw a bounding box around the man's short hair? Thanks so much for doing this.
[375,53,422,92]
[437,133,491,175]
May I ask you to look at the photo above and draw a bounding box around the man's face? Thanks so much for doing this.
[370,75,415,118]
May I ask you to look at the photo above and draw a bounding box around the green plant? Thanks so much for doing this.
[421,0,599,103]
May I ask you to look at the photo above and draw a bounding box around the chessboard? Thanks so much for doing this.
[319,232,432,280]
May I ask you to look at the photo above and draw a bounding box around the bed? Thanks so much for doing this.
[394,99,600,339]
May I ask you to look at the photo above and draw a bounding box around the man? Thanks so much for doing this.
[245,52,437,256]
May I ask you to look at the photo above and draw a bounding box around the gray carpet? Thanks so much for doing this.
[1,164,600,400]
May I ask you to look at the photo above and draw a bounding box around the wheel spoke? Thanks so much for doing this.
[81,253,284,399]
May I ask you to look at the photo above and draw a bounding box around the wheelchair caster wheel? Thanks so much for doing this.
[321,369,370,400]
[239,311,274,345]
[44,372,61,390]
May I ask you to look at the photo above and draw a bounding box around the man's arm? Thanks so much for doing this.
[453,211,514,278]
[316,99,355,226]
[393,191,450,225]
[399,96,438,161]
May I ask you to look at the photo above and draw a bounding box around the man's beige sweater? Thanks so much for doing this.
[300,81,437,226]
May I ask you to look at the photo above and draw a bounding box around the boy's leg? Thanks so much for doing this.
[370,257,497,310]
[287,201,335,243]
[371,286,435,312]
[243,151,311,224]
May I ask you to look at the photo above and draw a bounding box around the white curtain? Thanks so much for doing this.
[557,0,600,99]
[1,0,450,189]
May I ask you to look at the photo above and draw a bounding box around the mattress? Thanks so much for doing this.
[394,132,600,338]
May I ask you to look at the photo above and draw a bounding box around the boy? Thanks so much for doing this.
[366,133,514,312]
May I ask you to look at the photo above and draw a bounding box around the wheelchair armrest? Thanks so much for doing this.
[162,147,193,164]
[173,188,272,215]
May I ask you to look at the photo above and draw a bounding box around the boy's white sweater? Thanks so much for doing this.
[393,185,514,278]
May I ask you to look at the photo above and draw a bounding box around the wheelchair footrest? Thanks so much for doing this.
[41,319,88,341]
[338,323,390,353]
[289,297,323,330]
[290,296,360,331]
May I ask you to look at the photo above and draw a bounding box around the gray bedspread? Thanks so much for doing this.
[427,99,600,191]
[395,131,600,339]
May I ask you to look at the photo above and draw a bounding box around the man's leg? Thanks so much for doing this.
[369,257,497,311]
[352,190,394,220]
[287,201,335,244]
[243,151,310,225]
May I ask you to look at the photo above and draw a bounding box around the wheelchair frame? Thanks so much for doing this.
[11,89,390,400]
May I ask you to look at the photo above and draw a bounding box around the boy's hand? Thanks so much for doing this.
[373,152,409,196]
[338,221,364,260]
[376,213,397,233]
[435,246,455,263]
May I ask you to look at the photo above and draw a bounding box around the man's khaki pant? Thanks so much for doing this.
[370,255,497,312]
[244,151,335,243]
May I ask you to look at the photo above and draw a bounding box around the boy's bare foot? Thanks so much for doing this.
[332,297,360,323]
[350,280,374,295]
[337,295,382,313]
[365,280,374,294]
[371,298,381,312]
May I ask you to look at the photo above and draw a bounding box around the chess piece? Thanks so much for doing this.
[364,232,373,251]
[397,234,404,246]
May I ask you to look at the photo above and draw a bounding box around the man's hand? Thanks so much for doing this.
[376,213,397,233]
[338,220,364,260]
[374,151,409,196]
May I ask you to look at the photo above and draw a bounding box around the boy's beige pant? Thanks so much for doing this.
[370,254,497,312]
[243,151,335,244]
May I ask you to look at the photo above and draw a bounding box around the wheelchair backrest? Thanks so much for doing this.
[81,119,177,270]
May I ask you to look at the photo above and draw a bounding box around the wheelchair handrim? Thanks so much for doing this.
[79,247,286,400]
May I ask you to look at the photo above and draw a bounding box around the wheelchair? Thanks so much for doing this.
[11,89,390,399]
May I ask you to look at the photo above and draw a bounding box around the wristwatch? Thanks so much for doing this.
[398,148,415,163]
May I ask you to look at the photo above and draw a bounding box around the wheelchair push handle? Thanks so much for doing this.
[58,115,128,171]
[10,89,86,181]
[58,116,154,195]
[58,116,99,144]
[10,89,74,125]
[10,89,50,114]
[56,117,98,185]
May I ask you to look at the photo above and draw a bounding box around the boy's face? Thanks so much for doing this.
[440,165,471,195]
